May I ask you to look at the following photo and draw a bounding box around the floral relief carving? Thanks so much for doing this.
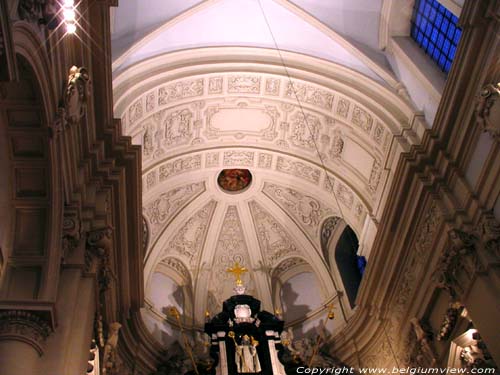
[352,105,373,133]
[144,182,205,238]
[265,78,280,96]
[128,99,143,125]
[258,153,273,169]
[158,79,204,106]
[166,200,217,266]
[164,109,194,146]
[368,159,382,194]
[263,183,333,240]
[433,229,482,298]
[249,201,299,265]
[223,151,254,167]
[209,206,256,305]
[205,152,220,167]
[227,76,260,93]
[158,155,202,181]
[208,77,223,94]
[145,171,157,190]
[142,124,154,157]
[329,133,344,159]
[146,92,155,112]
[373,122,385,145]
[336,98,350,118]
[289,112,321,150]
[285,82,334,110]
[275,157,321,184]
[336,183,354,208]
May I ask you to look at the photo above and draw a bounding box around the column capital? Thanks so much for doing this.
[0,309,53,355]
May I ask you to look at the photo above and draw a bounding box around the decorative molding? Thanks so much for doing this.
[0,310,52,355]
[263,182,333,241]
[475,83,500,140]
[144,182,205,239]
[248,200,299,266]
[275,157,321,184]
[433,229,481,298]
[165,200,217,267]
[86,227,114,292]
[61,209,81,262]
[437,302,463,342]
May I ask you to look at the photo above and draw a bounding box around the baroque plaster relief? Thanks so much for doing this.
[209,206,256,306]
[248,200,300,266]
[285,82,334,111]
[275,156,321,184]
[288,111,321,150]
[222,151,254,167]
[144,182,206,239]
[263,183,333,241]
[352,105,374,134]
[164,109,194,146]
[158,79,204,106]
[258,153,273,169]
[129,98,143,125]
[272,257,308,277]
[205,152,220,168]
[204,102,279,141]
[160,257,191,282]
[265,78,280,96]
[208,77,223,94]
[227,75,261,94]
[158,154,202,182]
[165,200,217,268]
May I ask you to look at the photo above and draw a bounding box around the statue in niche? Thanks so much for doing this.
[234,334,261,373]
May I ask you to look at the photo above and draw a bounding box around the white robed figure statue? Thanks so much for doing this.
[235,334,261,373]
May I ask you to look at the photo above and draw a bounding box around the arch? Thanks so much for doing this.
[0,49,60,302]
[334,225,362,308]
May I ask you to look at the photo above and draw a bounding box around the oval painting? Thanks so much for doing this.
[217,169,252,193]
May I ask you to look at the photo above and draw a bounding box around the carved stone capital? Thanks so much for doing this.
[86,227,114,291]
[62,210,82,261]
[475,213,500,259]
[0,310,52,355]
[433,229,481,298]
[64,66,90,126]
[475,83,500,140]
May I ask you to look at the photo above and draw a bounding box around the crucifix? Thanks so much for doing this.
[226,262,248,286]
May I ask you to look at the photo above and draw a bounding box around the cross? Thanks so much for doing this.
[226,262,248,286]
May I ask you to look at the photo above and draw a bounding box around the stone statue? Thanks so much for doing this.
[235,334,261,373]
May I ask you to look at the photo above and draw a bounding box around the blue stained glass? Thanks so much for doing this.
[447,24,456,39]
[433,48,440,60]
[431,28,438,43]
[411,0,462,74]
[443,39,450,54]
[437,34,445,48]
[435,13,443,27]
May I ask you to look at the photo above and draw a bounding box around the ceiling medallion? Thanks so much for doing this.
[217,169,252,193]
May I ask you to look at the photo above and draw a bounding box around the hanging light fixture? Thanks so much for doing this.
[63,0,77,34]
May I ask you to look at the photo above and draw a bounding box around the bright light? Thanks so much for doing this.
[63,8,76,21]
[63,0,74,7]
[66,22,77,34]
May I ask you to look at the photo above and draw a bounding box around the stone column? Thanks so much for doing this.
[0,310,51,375]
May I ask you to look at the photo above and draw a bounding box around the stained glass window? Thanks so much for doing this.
[411,0,462,74]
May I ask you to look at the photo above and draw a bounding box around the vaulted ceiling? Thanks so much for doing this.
[111,0,426,347]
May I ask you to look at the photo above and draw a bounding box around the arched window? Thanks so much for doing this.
[334,226,362,308]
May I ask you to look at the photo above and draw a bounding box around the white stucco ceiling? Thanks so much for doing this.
[111,0,394,85]
[110,1,428,347]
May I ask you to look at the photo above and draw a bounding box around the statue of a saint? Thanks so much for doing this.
[235,335,261,373]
